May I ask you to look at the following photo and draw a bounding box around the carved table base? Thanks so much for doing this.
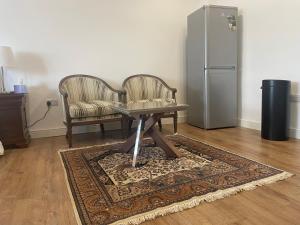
[120,113,182,167]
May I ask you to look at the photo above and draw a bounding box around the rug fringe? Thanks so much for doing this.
[110,171,293,225]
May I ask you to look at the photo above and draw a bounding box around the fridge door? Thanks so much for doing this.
[205,6,237,67]
[187,8,206,128]
[204,68,237,129]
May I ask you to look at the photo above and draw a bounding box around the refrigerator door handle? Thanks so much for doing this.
[205,66,236,70]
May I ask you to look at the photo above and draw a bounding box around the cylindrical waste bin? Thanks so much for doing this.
[261,80,291,141]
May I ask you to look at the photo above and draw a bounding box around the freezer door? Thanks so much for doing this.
[204,69,237,129]
[205,6,237,67]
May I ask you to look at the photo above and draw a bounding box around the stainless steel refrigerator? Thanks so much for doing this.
[187,5,238,129]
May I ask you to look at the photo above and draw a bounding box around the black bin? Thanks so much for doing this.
[261,80,291,141]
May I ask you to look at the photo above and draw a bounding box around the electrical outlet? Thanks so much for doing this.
[46,99,58,107]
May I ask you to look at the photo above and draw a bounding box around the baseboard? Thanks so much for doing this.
[239,119,300,139]
[238,119,261,130]
[0,141,4,155]
[289,128,300,139]
[31,117,299,140]
[30,127,67,139]
[30,116,187,139]
[290,95,300,102]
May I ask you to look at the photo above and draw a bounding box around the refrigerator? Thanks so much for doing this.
[187,5,238,129]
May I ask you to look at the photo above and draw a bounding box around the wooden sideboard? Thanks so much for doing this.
[0,93,30,148]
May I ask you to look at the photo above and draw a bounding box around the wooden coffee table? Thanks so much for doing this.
[111,101,189,167]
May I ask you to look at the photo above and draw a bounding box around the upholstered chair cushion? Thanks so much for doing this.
[123,76,174,103]
[69,100,116,119]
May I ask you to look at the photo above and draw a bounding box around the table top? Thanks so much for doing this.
[111,100,189,116]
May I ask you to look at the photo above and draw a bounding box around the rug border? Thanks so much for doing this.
[58,151,83,225]
[173,134,289,171]
[107,171,293,225]
[58,135,294,225]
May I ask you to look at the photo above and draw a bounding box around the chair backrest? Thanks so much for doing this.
[59,75,119,104]
[122,74,174,102]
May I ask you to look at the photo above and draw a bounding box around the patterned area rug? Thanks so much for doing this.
[59,135,292,225]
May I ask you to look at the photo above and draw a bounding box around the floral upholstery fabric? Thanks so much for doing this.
[60,76,120,119]
[123,76,174,103]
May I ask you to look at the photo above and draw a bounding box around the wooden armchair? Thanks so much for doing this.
[59,75,124,147]
[122,74,177,133]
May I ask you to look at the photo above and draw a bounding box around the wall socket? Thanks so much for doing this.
[46,99,58,107]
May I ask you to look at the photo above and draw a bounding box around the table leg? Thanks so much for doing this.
[147,128,182,158]
[120,113,182,168]
[132,117,143,167]
[121,114,161,153]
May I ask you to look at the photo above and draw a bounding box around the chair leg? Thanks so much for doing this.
[67,125,72,148]
[141,116,146,131]
[100,123,105,136]
[128,119,133,135]
[121,115,128,139]
[173,112,178,134]
[158,119,162,132]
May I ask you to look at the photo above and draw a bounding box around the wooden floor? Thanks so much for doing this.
[1,124,300,225]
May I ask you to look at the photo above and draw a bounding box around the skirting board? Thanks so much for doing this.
[30,116,187,139]
[30,116,300,140]
[239,119,300,139]
[290,95,300,102]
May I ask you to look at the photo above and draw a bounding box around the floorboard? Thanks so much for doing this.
[0,124,299,225]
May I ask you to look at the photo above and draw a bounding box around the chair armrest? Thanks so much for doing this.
[114,89,126,103]
[118,89,127,103]
[59,89,71,121]
[109,88,125,95]
[170,88,177,94]
[160,81,177,99]
[60,90,68,98]
[58,81,69,98]
[167,87,177,99]
[115,89,126,95]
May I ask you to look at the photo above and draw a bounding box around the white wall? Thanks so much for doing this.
[206,0,300,138]
[1,0,300,139]
[0,0,200,137]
